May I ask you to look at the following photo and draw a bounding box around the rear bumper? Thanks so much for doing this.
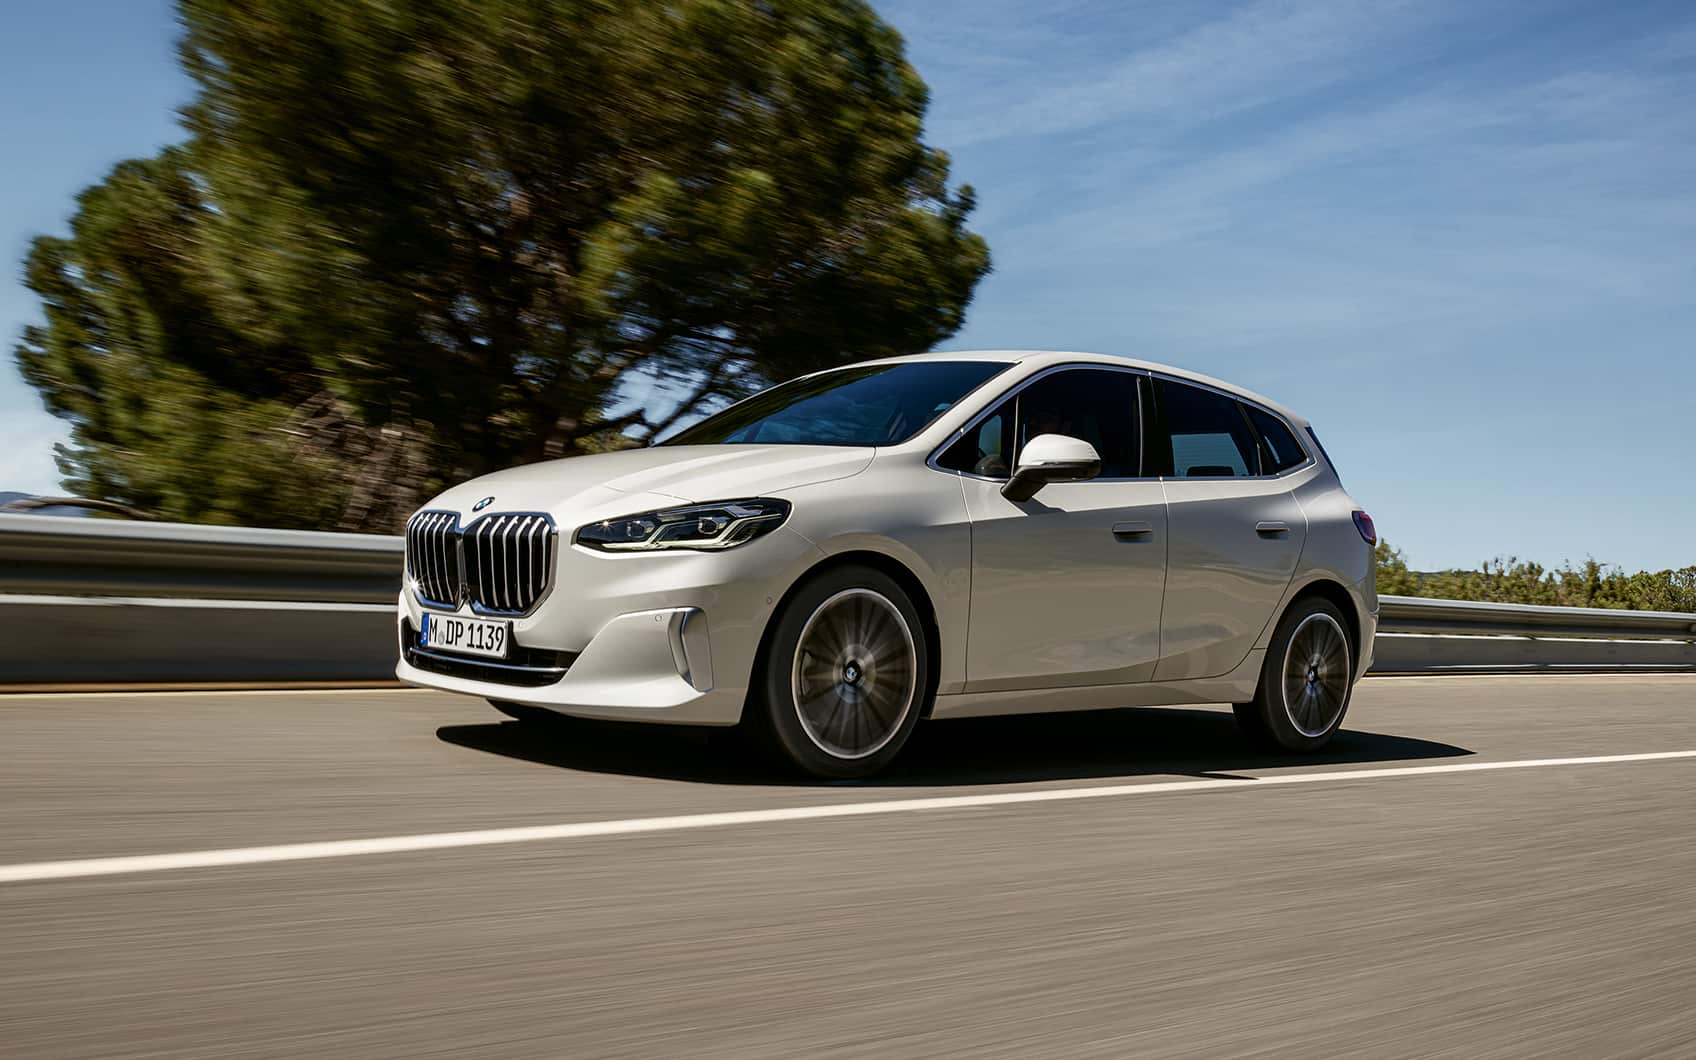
[1357,573,1380,677]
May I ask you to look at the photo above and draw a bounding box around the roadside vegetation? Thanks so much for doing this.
[1376,541,1696,613]
[14,0,989,532]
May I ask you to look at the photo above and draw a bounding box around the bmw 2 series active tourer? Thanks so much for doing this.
[397,351,1379,778]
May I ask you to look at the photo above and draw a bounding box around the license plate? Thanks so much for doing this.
[420,612,510,660]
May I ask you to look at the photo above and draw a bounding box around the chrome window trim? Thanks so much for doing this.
[926,363,1316,484]
[404,510,559,618]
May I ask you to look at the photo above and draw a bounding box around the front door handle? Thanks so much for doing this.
[1113,520,1155,539]
[1256,521,1290,536]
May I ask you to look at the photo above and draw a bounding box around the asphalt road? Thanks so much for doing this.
[2,674,1694,1059]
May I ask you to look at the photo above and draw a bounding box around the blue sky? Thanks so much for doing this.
[3,0,1694,572]
[1,1,188,492]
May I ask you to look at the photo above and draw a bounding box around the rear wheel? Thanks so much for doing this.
[754,565,930,779]
[1235,597,1355,752]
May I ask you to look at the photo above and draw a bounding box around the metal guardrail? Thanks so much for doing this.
[0,515,1692,683]
[1374,595,1696,674]
[0,595,396,685]
[1378,595,1696,641]
[0,513,401,603]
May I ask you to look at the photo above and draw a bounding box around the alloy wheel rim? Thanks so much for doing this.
[1281,612,1351,738]
[791,588,917,760]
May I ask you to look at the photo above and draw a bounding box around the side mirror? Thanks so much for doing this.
[1001,434,1101,501]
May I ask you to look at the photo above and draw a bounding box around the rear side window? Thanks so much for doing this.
[1153,379,1260,478]
[938,368,1141,478]
[1244,405,1307,473]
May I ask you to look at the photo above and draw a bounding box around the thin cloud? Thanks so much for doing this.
[925,0,1484,147]
[967,49,1696,347]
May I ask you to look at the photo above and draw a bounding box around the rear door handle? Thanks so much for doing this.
[1113,520,1155,539]
[1256,521,1290,536]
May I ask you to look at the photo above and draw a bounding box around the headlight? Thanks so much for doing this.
[574,498,791,552]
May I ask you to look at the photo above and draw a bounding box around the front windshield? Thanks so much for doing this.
[660,361,1010,447]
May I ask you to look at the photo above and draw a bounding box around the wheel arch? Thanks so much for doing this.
[747,549,945,721]
[1282,578,1364,676]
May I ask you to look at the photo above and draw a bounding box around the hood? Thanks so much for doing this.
[427,444,874,520]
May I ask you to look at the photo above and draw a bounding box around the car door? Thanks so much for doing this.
[1148,377,1308,681]
[935,366,1169,693]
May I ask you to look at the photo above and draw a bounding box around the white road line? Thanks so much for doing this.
[1362,672,1696,682]
[4,750,1694,884]
[6,673,1691,699]
[0,687,424,700]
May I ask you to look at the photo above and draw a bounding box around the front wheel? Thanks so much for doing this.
[754,565,931,779]
[1235,597,1356,752]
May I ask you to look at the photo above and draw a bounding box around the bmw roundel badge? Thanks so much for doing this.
[472,496,495,512]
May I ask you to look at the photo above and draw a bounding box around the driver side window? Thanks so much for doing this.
[937,368,1141,478]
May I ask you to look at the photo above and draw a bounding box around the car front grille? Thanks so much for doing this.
[463,514,554,614]
[404,510,557,615]
[408,511,461,606]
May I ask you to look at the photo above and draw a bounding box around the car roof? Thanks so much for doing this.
[861,349,1312,428]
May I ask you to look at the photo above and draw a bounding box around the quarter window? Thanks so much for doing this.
[937,368,1141,479]
[1154,379,1261,478]
[1244,405,1306,473]
[938,407,1014,477]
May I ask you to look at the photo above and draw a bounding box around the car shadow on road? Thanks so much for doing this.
[435,705,1472,787]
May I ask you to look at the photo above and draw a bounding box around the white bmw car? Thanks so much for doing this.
[398,350,1378,778]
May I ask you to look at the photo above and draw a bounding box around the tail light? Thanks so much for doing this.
[1352,510,1376,545]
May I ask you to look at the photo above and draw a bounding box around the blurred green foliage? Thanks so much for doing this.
[1376,540,1696,613]
[16,0,990,531]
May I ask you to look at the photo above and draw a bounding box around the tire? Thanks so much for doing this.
[753,564,931,779]
[1235,597,1356,753]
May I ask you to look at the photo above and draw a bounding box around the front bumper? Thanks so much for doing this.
[395,525,822,725]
